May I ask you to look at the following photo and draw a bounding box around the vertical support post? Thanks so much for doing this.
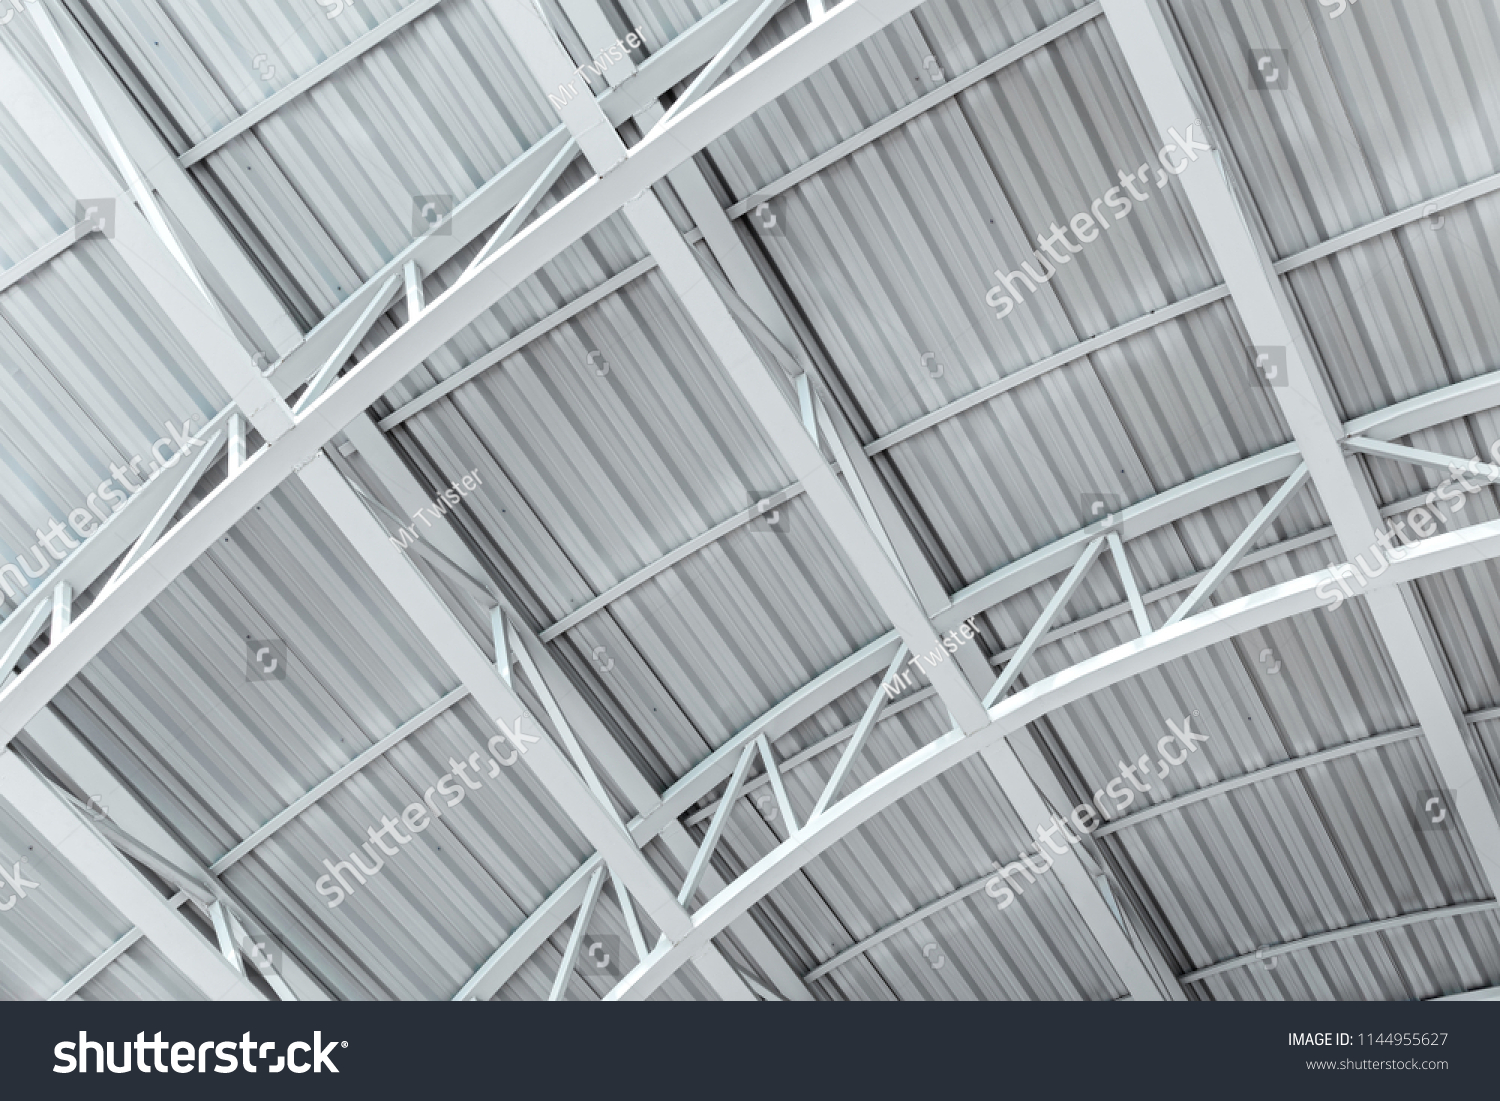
[797,373,818,447]
[811,644,908,820]
[50,582,72,641]
[208,899,244,976]
[756,733,797,834]
[492,606,512,689]
[1106,533,1151,638]
[549,865,606,1000]
[228,412,246,477]
[612,870,649,962]
[404,259,424,320]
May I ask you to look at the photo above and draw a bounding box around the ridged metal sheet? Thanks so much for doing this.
[76,937,205,1001]
[1167,0,1500,260]
[0,783,135,1000]
[0,239,226,623]
[50,477,597,999]
[80,0,555,326]
[720,18,1219,429]
[0,0,1496,1004]
[384,262,796,613]
[1196,908,1500,1001]
[880,302,1292,592]
[1035,602,1493,998]
[716,691,1129,1000]
[1283,193,1500,422]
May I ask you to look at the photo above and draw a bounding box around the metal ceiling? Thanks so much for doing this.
[0,0,1498,1003]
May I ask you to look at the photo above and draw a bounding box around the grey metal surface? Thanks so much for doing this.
[0,0,1498,1001]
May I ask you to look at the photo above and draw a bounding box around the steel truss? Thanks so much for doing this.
[1,0,1499,1002]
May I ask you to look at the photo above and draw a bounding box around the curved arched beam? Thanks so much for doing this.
[604,518,1500,999]
[460,364,1500,993]
[799,724,1427,982]
[0,0,764,665]
[1181,900,1500,987]
[0,0,934,745]
[539,332,1500,642]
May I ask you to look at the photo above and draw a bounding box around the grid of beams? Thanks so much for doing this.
[1,0,1498,1004]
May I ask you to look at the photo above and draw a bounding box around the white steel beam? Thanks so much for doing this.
[985,537,1105,707]
[0,748,263,1000]
[603,515,1500,999]
[811,647,906,820]
[466,138,579,275]
[1434,985,1500,1002]
[654,0,783,130]
[49,892,188,1002]
[106,430,226,587]
[1106,533,1151,637]
[0,0,930,751]
[177,0,448,168]
[549,865,606,1000]
[755,734,797,834]
[228,413,247,476]
[805,724,1429,981]
[296,453,755,999]
[679,742,759,907]
[209,899,243,975]
[18,9,291,440]
[501,0,1169,999]
[294,274,402,415]
[491,0,989,739]
[1181,900,1500,986]
[1104,0,1500,901]
[209,688,468,874]
[1344,437,1500,484]
[404,261,425,320]
[1163,464,1309,627]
